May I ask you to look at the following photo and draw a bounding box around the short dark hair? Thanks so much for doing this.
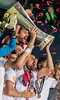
[18,26,23,34]
[37,57,47,70]
[54,60,60,69]
[38,57,47,64]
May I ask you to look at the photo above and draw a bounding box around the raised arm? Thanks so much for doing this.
[5,26,38,69]
[46,40,54,73]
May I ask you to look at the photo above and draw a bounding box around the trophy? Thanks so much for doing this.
[7,2,54,50]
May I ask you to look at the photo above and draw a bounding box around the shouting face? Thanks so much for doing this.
[26,54,37,71]
[18,28,29,44]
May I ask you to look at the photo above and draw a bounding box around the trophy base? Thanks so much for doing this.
[39,35,54,50]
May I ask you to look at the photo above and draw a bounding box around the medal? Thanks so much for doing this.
[38,93,41,98]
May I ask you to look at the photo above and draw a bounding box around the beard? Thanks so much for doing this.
[27,66,32,72]
[18,38,24,44]
[18,36,28,44]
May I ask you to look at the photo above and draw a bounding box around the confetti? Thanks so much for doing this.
[41,23,45,26]
[25,2,27,4]
[53,48,56,50]
[52,52,56,55]
[43,53,47,56]
[34,4,40,9]
[44,28,47,32]
[48,9,53,12]
[57,21,60,25]
[38,13,43,17]
[37,21,42,23]
[33,19,36,22]
[53,28,58,33]
[42,0,44,2]
[47,1,52,5]
[56,8,60,12]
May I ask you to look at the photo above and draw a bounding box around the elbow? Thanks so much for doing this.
[17,64,22,69]
[12,45,16,51]
[16,63,23,69]
[16,62,22,69]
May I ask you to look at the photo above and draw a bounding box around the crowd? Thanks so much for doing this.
[0,4,60,100]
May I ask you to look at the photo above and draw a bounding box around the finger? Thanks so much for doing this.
[34,28,39,31]
[32,26,37,31]
[35,29,39,33]
[28,27,31,31]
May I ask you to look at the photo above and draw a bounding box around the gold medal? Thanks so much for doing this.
[38,93,41,98]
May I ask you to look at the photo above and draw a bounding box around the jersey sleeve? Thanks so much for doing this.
[0,37,16,57]
[51,78,58,88]
[5,68,16,84]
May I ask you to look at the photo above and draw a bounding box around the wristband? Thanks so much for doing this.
[25,48,31,54]
[28,43,34,45]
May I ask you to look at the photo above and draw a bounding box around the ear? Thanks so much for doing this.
[38,63,41,67]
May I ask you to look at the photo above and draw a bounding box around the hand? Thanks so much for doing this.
[16,25,21,37]
[22,89,35,98]
[25,9,33,18]
[46,39,53,50]
[28,26,38,39]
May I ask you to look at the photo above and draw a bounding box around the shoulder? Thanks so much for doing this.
[45,76,58,87]
[16,68,24,79]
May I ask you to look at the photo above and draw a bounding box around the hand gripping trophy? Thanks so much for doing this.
[7,2,54,50]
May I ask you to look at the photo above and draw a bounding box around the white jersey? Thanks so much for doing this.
[38,76,58,100]
[15,68,27,100]
[15,69,38,100]
[2,68,26,100]
[2,68,16,100]
[32,71,38,81]
[3,68,38,100]
[29,71,38,100]
[0,57,7,100]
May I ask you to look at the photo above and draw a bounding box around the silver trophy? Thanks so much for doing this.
[7,2,54,50]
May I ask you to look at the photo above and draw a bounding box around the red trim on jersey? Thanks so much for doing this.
[6,80,16,84]
[24,70,32,83]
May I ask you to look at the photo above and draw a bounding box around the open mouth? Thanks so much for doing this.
[24,37,28,41]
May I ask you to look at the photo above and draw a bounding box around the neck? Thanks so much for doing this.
[24,65,30,72]
[16,38,23,46]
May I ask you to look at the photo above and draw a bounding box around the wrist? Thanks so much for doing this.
[30,36,36,40]
[46,48,49,52]
[28,44,34,49]
[28,43,34,46]
[25,48,31,54]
